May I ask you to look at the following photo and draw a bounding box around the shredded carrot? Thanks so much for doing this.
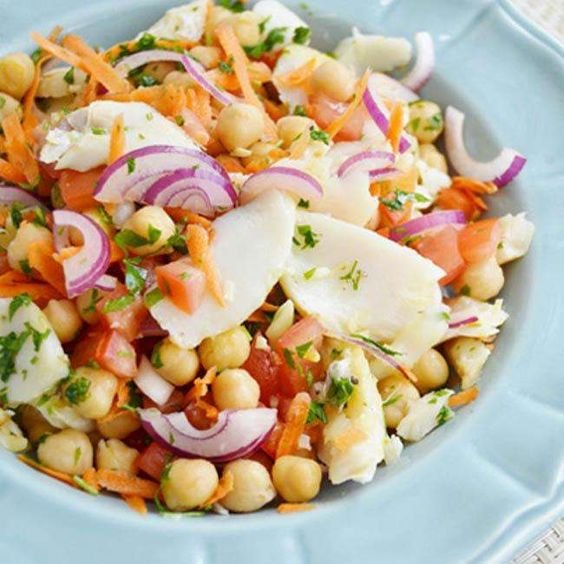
[109,240,125,263]
[436,187,487,221]
[186,223,225,307]
[108,114,125,164]
[30,32,83,69]
[53,246,81,263]
[276,58,317,89]
[202,470,234,507]
[82,467,99,492]
[450,176,497,195]
[18,455,75,486]
[22,54,51,141]
[327,70,370,138]
[122,494,148,515]
[2,113,40,184]
[103,38,196,62]
[0,158,26,184]
[449,386,480,408]
[277,503,315,514]
[260,302,279,312]
[78,77,99,107]
[276,392,311,458]
[186,366,217,403]
[96,469,159,499]
[333,427,368,451]
[263,98,287,122]
[27,239,67,295]
[164,207,213,228]
[215,154,246,173]
[387,103,404,153]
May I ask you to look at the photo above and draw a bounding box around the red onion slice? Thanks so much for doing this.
[52,210,110,298]
[134,356,174,407]
[445,106,526,187]
[389,210,467,242]
[448,315,479,329]
[369,167,402,181]
[94,274,118,292]
[337,150,395,178]
[363,77,413,153]
[114,50,235,107]
[239,166,323,205]
[401,32,435,92]
[138,407,277,463]
[369,72,419,103]
[0,185,46,209]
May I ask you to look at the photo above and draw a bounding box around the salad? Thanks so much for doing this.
[0,0,534,516]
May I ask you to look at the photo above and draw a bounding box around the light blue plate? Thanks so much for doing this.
[1,1,563,562]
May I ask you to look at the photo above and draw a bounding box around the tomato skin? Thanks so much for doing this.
[242,335,280,403]
[155,260,205,315]
[458,218,501,264]
[309,94,365,141]
[96,330,137,378]
[59,167,104,211]
[412,225,466,286]
[136,442,172,481]
[277,316,324,351]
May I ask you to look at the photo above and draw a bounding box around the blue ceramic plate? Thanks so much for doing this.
[0,1,563,562]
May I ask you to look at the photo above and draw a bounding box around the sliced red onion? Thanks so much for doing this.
[94,274,118,292]
[95,145,236,213]
[363,78,412,153]
[0,185,46,209]
[401,32,435,92]
[369,167,402,181]
[337,150,395,178]
[389,210,467,242]
[138,407,277,463]
[136,314,168,339]
[52,210,110,298]
[114,50,235,107]
[445,106,526,187]
[370,72,419,102]
[448,316,479,329]
[239,166,323,205]
[134,356,174,407]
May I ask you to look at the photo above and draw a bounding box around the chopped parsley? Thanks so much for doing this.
[382,393,402,407]
[380,189,429,212]
[151,343,163,369]
[73,447,82,466]
[244,27,287,59]
[73,475,99,496]
[339,260,365,291]
[436,405,453,426]
[0,96,5,109]
[293,224,320,250]
[295,341,313,359]
[167,228,188,254]
[65,377,91,405]
[174,115,185,126]
[309,127,330,144]
[63,67,75,85]
[124,257,147,296]
[282,348,296,370]
[91,127,105,135]
[102,294,135,313]
[8,294,31,321]
[32,207,47,227]
[144,287,164,308]
[217,0,244,12]
[460,284,471,296]
[128,68,159,88]
[120,381,142,412]
[424,113,443,132]
[303,267,317,280]
[147,224,162,244]
[293,105,307,117]
[218,58,234,74]
[9,203,24,228]
[307,401,327,424]
[115,227,159,250]
[327,377,354,407]
[30,48,42,64]
[135,33,157,51]
[0,330,32,382]
[297,198,310,209]
[127,157,136,175]
[293,27,311,45]
[19,259,32,276]
[350,333,401,357]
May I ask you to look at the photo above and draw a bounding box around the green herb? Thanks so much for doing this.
[147,224,162,244]
[327,377,354,407]
[307,401,327,424]
[73,447,82,466]
[151,343,163,369]
[120,381,142,412]
[127,157,136,175]
[380,189,429,212]
[244,27,287,59]
[382,393,402,407]
[9,203,24,228]
[161,461,173,481]
[97,205,113,227]
[144,287,164,308]
[460,284,471,296]
[73,475,99,495]
[128,69,159,88]
[436,405,453,426]
[258,16,271,34]
[303,267,317,280]
[423,113,443,132]
[102,294,135,313]
[350,333,401,357]
[309,128,330,144]
[115,229,150,249]
[0,387,8,406]
[50,182,64,209]
[297,198,310,208]
[167,229,188,254]
[217,0,244,12]
[293,27,311,44]
[340,260,364,291]
[0,97,5,109]
[146,112,154,121]
[153,495,207,518]
[85,360,100,369]
[91,127,105,135]
[330,348,343,360]
[8,294,31,321]
[407,117,420,132]
[31,48,43,64]
[82,288,101,314]
[282,348,296,369]
[124,258,147,296]
[63,67,75,85]
[174,115,185,126]
[293,224,320,250]
[0,330,31,382]
[293,105,307,117]
[440,311,451,321]
[19,259,32,276]
[32,207,47,227]
[296,341,313,359]
[136,33,157,51]
[65,377,91,405]
[218,59,234,74]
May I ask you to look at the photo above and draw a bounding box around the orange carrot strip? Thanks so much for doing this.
[18,455,75,486]
[202,470,234,507]
[108,114,125,164]
[2,113,40,184]
[449,386,480,408]
[30,32,84,69]
[263,98,287,122]
[260,302,279,312]
[22,54,51,140]
[327,70,370,138]
[277,503,315,513]
[164,207,213,228]
[82,467,99,492]
[276,392,311,458]
[0,158,26,184]
[186,366,217,403]
[27,239,67,295]
[387,103,404,153]
[215,154,246,173]
[276,58,316,88]
[450,176,498,195]
[123,494,148,515]
[95,469,159,499]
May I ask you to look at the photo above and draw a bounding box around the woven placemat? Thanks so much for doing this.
[509,3,563,562]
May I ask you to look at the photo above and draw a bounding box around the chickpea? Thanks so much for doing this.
[97,410,141,439]
[36,67,87,98]
[0,52,35,99]
[419,143,448,173]
[377,374,420,429]
[43,299,83,343]
[215,103,264,152]
[231,12,262,47]
[7,222,52,272]
[221,459,276,512]
[76,288,106,324]
[161,459,218,512]
[272,455,322,503]
[412,349,449,394]
[143,61,176,82]
[276,116,316,149]
[121,206,175,255]
[199,326,251,371]
[17,404,56,444]
[0,93,22,122]
[406,100,444,143]
[37,429,93,474]
[189,46,222,69]
[212,368,260,410]
[154,338,200,386]
[96,439,139,474]
[452,255,504,301]
[311,59,355,102]
[66,367,118,420]
[163,70,198,89]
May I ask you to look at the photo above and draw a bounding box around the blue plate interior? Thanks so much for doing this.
[0,1,563,563]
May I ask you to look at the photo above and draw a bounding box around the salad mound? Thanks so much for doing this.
[0,0,533,516]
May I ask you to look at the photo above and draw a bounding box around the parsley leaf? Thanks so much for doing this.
[293,105,307,117]
[124,258,147,296]
[293,224,320,249]
[282,348,296,369]
[151,343,163,369]
[293,27,311,45]
[9,203,24,229]
[327,377,354,407]
[8,294,31,321]
[65,377,91,405]
[0,330,31,382]
[135,33,157,51]
[309,128,330,144]
[244,27,287,59]
[63,67,75,85]
[303,267,317,280]
[81,288,101,314]
[436,405,453,426]
[147,224,162,244]
[91,127,105,135]
[297,198,310,209]
[339,260,365,290]
[218,58,234,74]
[127,157,136,174]
[167,228,188,255]
[295,341,312,359]
[144,287,164,308]
[217,0,244,12]
[307,401,327,424]
[102,294,135,313]
[115,229,150,249]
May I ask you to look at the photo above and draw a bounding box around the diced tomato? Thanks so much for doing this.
[242,335,280,403]
[277,316,324,351]
[261,420,285,459]
[412,225,466,286]
[378,201,413,229]
[309,94,366,141]
[0,254,9,275]
[155,259,206,315]
[458,218,501,264]
[97,330,137,378]
[59,167,104,211]
[136,442,173,481]
[249,449,274,472]
[71,329,102,369]
[96,283,148,341]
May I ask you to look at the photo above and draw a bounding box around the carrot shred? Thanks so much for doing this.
[276,58,317,89]
[202,470,234,507]
[122,494,148,515]
[215,154,246,173]
[263,98,287,121]
[0,158,26,184]
[186,366,217,403]
[82,467,99,492]
[260,302,279,312]
[164,207,213,228]
[276,392,311,458]
[387,103,404,153]
[22,54,51,141]
[327,70,370,138]
[2,113,40,184]
[186,223,225,307]
[30,32,84,69]
[96,469,159,499]
[450,176,497,195]
[436,187,487,221]
[108,114,125,164]
[0,269,63,304]
[449,386,480,408]
[18,455,75,486]
[277,503,315,514]
[27,239,67,295]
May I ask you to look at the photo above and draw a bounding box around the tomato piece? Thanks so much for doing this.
[378,201,412,229]
[309,94,366,141]
[71,329,103,369]
[458,218,501,264]
[412,225,466,286]
[59,167,104,211]
[242,335,280,403]
[277,316,324,350]
[155,259,206,315]
[0,254,10,275]
[136,442,172,481]
[96,330,138,378]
